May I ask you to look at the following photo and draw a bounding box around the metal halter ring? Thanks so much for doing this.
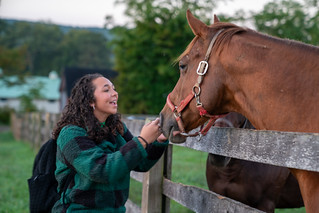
[192,85,201,96]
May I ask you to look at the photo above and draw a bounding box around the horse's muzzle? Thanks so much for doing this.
[160,110,187,143]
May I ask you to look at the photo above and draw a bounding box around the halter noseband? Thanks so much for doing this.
[166,29,226,139]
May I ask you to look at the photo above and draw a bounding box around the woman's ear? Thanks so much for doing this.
[90,103,95,110]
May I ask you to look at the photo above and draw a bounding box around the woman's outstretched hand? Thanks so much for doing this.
[139,118,163,144]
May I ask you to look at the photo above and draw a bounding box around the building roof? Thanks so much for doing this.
[0,74,60,100]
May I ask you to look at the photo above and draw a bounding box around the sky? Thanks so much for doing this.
[0,0,272,28]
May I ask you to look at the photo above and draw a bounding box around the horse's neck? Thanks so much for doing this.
[223,34,319,132]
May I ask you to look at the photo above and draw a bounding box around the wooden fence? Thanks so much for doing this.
[11,112,60,149]
[11,112,319,212]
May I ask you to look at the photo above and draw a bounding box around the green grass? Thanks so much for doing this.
[0,131,306,213]
[0,131,36,213]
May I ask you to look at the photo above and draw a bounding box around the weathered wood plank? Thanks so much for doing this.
[125,199,141,213]
[162,178,265,213]
[130,171,144,183]
[179,127,319,172]
[141,151,165,212]
[122,118,145,136]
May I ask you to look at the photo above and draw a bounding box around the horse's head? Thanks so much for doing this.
[160,10,230,143]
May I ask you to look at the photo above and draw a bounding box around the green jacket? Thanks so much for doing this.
[52,123,168,213]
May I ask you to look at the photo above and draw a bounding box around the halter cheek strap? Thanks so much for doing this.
[166,29,226,138]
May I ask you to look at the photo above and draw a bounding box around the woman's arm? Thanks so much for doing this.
[122,124,169,172]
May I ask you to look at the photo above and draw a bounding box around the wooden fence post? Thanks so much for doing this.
[162,144,173,213]
[33,112,41,148]
[140,117,165,213]
[141,155,164,213]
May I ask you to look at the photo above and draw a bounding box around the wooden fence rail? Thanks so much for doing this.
[11,112,319,212]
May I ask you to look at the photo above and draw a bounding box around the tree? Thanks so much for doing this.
[110,0,224,114]
[0,21,63,76]
[0,20,114,77]
[59,30,113,69]
[27,23,64,75]
[0,21,31,76]
[0,45,27,76]
[19,82,44,112]
[251,0,319,45]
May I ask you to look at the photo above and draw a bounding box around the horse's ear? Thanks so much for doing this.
[214,14,220,23]
[186,9,208,38]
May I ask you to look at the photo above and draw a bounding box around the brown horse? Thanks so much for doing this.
[207,112,303,213]
[160,10,319,213]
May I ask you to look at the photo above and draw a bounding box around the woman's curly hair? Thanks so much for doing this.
[52,73,124,143]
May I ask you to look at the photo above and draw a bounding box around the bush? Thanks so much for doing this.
[0,107,12,125]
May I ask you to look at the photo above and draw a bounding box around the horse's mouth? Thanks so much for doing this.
[160,112,187,143]
[168,128,187,143]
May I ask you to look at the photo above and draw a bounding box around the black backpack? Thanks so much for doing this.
[28,138,75,213]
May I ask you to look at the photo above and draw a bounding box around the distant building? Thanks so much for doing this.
[0,71,60,113]
[59,67,118,111]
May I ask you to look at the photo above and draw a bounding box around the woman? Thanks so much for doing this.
[51,73,168,212]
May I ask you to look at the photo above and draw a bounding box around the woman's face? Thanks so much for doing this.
[91,77,118,122]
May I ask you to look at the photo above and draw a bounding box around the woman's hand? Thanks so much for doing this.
[157,134,168,143]
[139,118,162,145]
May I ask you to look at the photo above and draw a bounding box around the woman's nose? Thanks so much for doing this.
[113,90,118,97]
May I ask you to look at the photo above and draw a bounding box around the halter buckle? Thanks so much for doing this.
[196,61,209,75]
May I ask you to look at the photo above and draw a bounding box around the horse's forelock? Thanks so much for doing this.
[175,36,199,64]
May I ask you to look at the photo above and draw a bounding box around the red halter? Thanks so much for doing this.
[166,29,227,138]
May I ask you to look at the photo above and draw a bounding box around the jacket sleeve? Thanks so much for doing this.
[133,139,169,172]
[121,123,169,172]
[56,125,148,185]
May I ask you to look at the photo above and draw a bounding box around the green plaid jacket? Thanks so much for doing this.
[52,123,168,213]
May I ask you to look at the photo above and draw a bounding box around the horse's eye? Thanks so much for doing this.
[179,63,187,72]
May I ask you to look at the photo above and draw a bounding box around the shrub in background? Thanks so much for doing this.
[0,107,12,125]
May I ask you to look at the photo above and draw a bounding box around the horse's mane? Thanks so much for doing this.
[214,22,319,53]
[176,21,319,64]
[212,22,247,55]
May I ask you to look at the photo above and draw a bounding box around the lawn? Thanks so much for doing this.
[0,130,306,213]
[0,131,36,213]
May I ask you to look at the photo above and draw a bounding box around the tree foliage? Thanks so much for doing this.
[0,21,113,77]
[19,82,44,112]
[251,0,319,45]
[59,29,112,69]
